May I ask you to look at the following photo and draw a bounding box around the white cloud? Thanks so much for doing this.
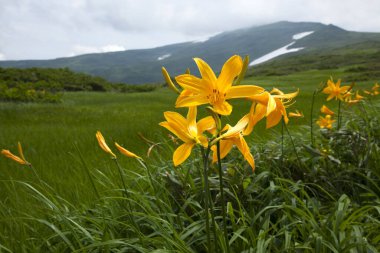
[0,53,6,61]
[1,0,380,60]
[69,44,125,56]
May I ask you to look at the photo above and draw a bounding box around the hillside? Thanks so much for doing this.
[1,21,380,83]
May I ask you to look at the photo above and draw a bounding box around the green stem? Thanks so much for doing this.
[75,144,100,199]
[283,119,303,169]
[281,119,284,168]
[113,159,128,196]
[337,99,342,130]
[310,90,317,146]
[216,140,230,253]
[201,147,212,252]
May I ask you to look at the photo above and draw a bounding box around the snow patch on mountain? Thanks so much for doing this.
[249,31,314,66]
[293,31,314,40]
[157,54,171,61]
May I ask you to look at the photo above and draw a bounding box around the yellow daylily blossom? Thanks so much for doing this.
[322,79,351,101]
[320,105,335,115]
[96,131,116,158]
[288,110,303,118]
[346,91,365,105]
[245,88,299,134]
[211,115,255,171]
[316,115,335,129]
[175,55,264,115]
[1,142,30,165]
[159,107,215,166]
[115,143,141,159]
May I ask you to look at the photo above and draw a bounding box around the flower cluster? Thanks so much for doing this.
[318,78,377,129]
[160,55,298,171]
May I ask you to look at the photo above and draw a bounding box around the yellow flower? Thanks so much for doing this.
[372,83,380,91]
[175,55,264,115]
[1,142,30,165]
[322,79,351,101]
[115,143,141,159]
[96,131,116,158]
[211,115,255,171]
[159,107,215,166]
[244,88,299,134]
[320,105,335,115]
[316,115,335,129]
[288,110,303,118]
[346,91,365,105]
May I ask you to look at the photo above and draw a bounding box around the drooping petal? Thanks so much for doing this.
[272,89,299,100]
[244,103,266,135]
[96,131,116,158]
[198,135,209,148]
[266,107,282,129]
[266,94,277,116]
[217,55,243,93]
[219,114,249,139]
[234,135,255,171]
[197,116,216,133]
[211,139,234,163]
[115,142,141,159]
[250,91,269,105]
[193,58,217,87]
[226,85,264,99]
[1,149,28,165]
[320,105,335,115]
[173,142,195,166]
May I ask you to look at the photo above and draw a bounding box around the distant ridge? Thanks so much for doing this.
[1,21,380,84]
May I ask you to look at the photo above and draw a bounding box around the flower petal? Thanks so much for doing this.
[159,121,192,143]
[220,114,249,139]
[175,74,208,94]
[197,116,216,133]
[234,135,255,171]
[115,142,141,159]
[187,107,198,137]
[212,140,234,163]
[266,107,282,129]
[212,101,233,116]
[226,85,264,99]
[173,143,195,166]
[217,55,243,93]
[244,103,266,135]
[176,93,209,107]
[193,58,217,87]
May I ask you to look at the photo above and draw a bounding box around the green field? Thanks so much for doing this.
[0,65,379,251]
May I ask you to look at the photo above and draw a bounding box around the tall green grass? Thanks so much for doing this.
[0,69,379,251]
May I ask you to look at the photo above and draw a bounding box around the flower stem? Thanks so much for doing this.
[337,99,342,130]
[113,158,128,196]
[281,119,284,168]
[310,90,317,146]
[283,119,302,169]
[201,147,212,252]
[216,140,230,253]
[75,144,100,199]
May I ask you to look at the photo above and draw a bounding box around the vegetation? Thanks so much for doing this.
[0,56,379,252]
[0,67,160,102]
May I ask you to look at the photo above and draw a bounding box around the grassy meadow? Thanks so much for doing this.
[0,63,379,252]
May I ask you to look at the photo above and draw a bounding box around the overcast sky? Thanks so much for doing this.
[1,0,379,60]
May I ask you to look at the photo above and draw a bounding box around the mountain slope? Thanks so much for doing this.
[1,21,380,84]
